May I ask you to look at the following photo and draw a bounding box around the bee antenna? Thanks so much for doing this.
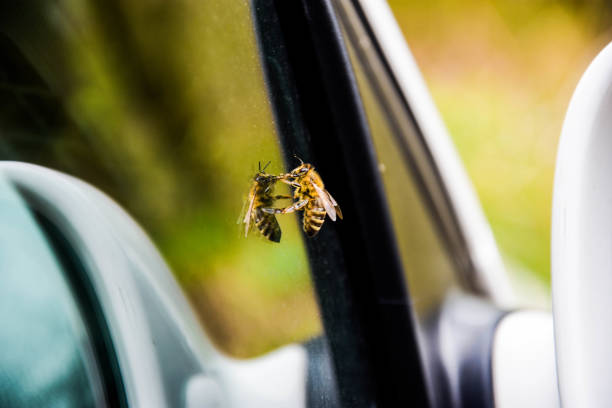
[293,154,304,165]
[262,161,271,171]
[258,161,261,172]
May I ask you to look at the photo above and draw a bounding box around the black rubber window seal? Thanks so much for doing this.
[252,1,430,407]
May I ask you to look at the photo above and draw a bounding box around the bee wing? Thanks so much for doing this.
[243,189,256,237]
[312,182,337,221]
[237,194,249,224]
[327,191,343,220]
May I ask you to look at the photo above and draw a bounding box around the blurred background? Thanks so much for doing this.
[388,0,612,295]
[1,0,611,358]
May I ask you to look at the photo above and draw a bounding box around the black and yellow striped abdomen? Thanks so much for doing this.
[255,209,281,242]
[303,199,326,237]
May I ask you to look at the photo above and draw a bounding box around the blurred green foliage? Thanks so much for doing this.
[388,0,612,283]
[0,0,319,357]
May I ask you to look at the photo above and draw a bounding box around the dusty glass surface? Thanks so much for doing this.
[0,0,320,357]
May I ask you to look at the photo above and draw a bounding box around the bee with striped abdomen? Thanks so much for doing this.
[242,161,291,243]
[266,157,342,237]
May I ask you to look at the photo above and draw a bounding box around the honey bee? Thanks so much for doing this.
[242,161,291,243]
[266,157,342,237]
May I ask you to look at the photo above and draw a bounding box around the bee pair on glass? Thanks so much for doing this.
[242,158,343,243]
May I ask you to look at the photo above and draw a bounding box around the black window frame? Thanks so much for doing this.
[253,1,429,406]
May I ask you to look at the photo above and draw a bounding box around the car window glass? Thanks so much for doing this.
[337,15,457,319]
[0,0,321,358]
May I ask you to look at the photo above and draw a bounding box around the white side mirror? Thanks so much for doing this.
[552,40,612,407]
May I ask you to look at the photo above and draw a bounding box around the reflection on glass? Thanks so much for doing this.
[0,182,105,407]
[0,0,320,357]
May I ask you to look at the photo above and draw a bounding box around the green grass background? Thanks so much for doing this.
[389,0,612,284]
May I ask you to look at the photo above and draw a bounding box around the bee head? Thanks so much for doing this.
[254,172,273,184]
[254,161,275,184]
[290,162,312,178]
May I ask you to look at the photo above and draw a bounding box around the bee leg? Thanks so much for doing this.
[261,207,283,214]
[278,178,301,189]
[280,199,308,214]
[275,173,290,181]
[262,199,308,215]
[274,194,293,200]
